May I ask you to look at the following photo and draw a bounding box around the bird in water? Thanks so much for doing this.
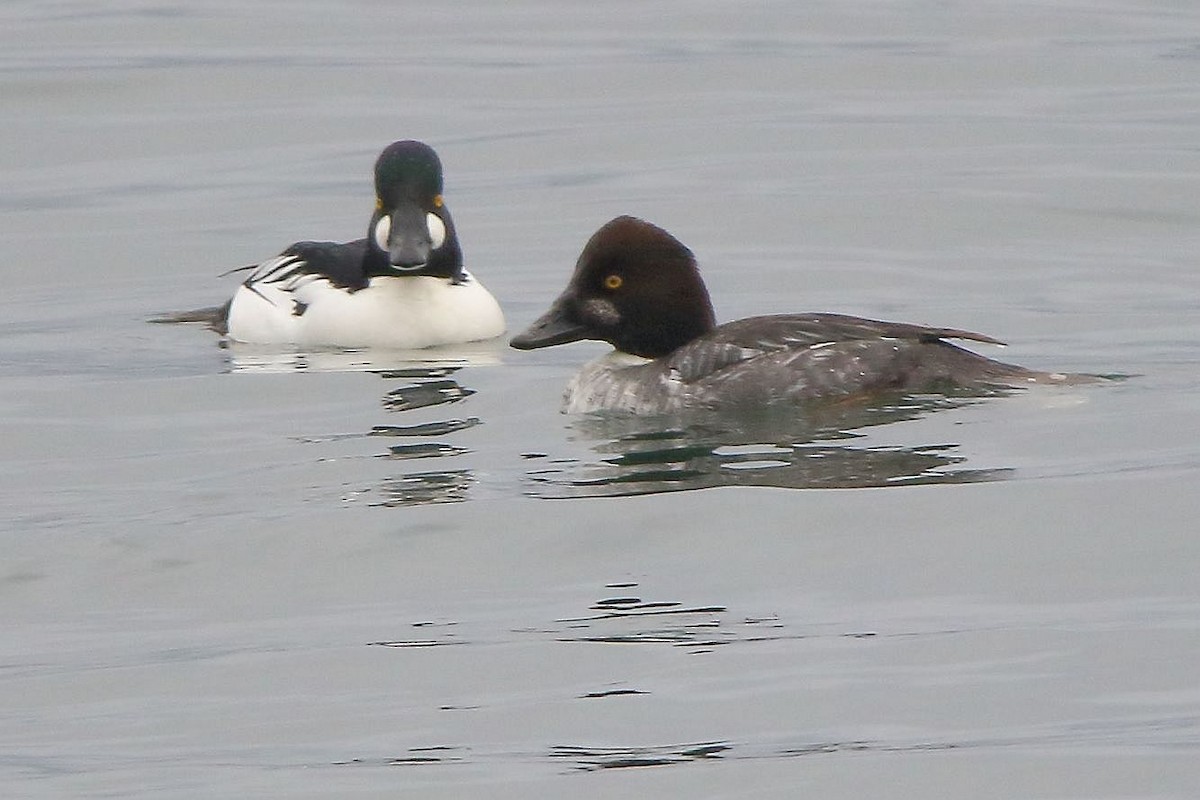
[158,140,504,349]
[511,216,1097,414]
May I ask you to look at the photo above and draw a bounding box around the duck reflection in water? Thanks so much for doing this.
[524,388,1015,498]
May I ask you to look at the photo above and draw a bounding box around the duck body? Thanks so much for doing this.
[223,241,504,349]
[558,313,1046,414]
[220,141,504,348]
[511,216,1079,414]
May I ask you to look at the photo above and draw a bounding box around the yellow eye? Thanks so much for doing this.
[604,274,623,290]
[432,194,444,208]
[375,196,384,211]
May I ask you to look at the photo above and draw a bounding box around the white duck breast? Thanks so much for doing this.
[226,261,505,349]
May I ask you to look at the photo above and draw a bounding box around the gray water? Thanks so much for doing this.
[3,1,1200,797]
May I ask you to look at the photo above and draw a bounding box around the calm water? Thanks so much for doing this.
[3,1,1200,797]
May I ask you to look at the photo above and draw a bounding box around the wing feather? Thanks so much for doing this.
[665,313,1005,384]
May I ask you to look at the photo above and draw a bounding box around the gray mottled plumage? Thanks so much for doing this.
[511,216,1093,414]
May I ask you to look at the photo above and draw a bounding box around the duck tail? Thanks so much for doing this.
[147,300,231,334]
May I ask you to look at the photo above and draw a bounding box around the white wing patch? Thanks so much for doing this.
[238,254,335,309]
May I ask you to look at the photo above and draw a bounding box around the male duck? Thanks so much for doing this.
[220,140,504,348]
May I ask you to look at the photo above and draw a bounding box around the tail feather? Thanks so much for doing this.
[923,341,1115,389]
[147,301,230,334]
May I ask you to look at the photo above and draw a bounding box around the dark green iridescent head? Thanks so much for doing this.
[365,140,463,280]
[374,140,444,208]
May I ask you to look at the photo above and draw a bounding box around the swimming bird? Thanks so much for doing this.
[217,140,504,348]
[511,216,1088,414]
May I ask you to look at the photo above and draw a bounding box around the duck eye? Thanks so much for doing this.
[432,194,444,208]
[603,274,623,290]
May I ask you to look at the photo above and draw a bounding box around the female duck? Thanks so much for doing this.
[511,216,1084,414]
[220,140,504,348]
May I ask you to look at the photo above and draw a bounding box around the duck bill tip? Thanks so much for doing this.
[509,305,588,350]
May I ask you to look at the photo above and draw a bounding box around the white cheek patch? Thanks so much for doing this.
[373,216,391,251]
[426,213,446,249]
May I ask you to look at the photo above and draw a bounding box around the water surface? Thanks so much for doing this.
[3,1,1200,798]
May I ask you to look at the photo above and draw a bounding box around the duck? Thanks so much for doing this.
[217,140,505,348]
[510,215,1088,414]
